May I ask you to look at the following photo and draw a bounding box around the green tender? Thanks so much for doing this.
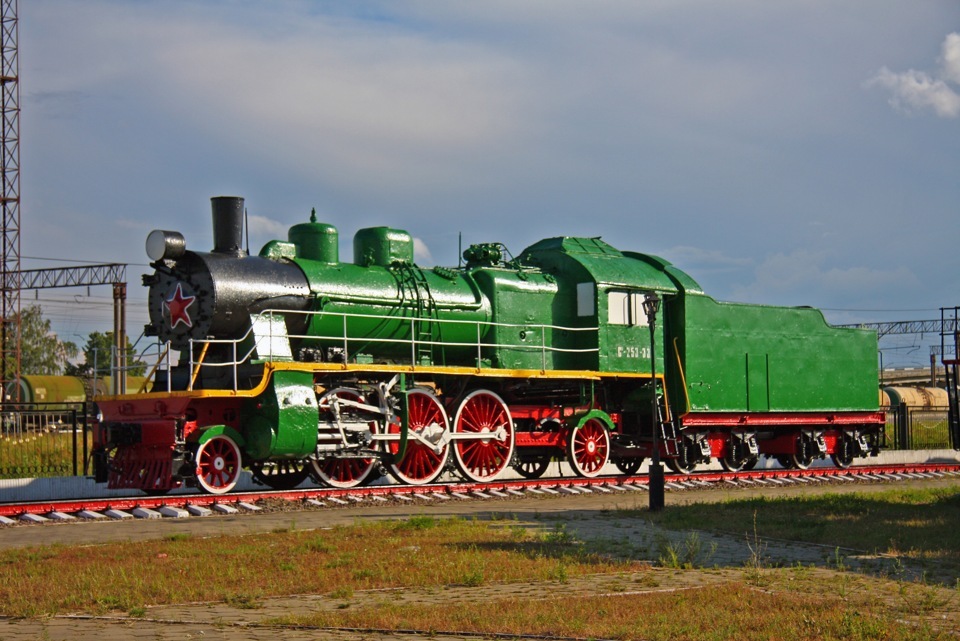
[666,294,879,414]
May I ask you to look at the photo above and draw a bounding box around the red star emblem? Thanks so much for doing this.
[164,283,196,329]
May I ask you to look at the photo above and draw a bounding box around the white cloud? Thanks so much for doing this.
[662,245,753,272]
[867,32,960,118]
[729,250,921,308]
[246,214,289,240]
[413,237,433,265]
[941,33,960,84]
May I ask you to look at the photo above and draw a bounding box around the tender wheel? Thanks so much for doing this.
[452,390,515,482]
[830,452,853,469]
[567,418,610,477]
[666,441,699,473]
[830,436,856,469]
[250,459,311,490]
[514,455,551,479]
[194,434,242,494]
[312,389,378,489]
[720,439,748,472]
[775,455,793,469]
[741,456,759,471]
[789,437,817,470]
[790,451,814,470]
[613,456,644,475]
[387,388,449,485]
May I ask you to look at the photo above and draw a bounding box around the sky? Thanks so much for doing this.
[15,0,960,370]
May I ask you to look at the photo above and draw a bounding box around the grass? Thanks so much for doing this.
[270,579,954,640]
[0,516,645,617]
[640,485,960,583]
[0,430,90,478]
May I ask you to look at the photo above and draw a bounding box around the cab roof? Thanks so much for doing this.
[520,236,703,294]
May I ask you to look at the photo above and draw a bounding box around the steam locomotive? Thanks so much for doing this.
[92,196,883,494]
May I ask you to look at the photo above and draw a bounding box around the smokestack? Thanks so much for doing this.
[211,196,245,256]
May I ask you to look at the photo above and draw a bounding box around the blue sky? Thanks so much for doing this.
[17,1,960,368]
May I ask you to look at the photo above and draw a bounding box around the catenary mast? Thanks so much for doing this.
[0,0,20,398]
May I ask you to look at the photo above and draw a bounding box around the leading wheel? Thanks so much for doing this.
[250,459,311,490]
[312,389,379,488]
[452,390,515,482]
[387,388,449,485]
[194,434,242,494]
[568,419,610,478]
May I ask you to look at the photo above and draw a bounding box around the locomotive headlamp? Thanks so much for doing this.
[146,230,186,262]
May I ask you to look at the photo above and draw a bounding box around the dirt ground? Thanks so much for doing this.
[1,477,958,640]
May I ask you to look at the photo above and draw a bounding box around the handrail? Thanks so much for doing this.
[189,340,211,389]
[112,309,605,392]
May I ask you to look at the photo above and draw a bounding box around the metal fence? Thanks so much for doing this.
[0,403,90,479]
[883,404,952,450]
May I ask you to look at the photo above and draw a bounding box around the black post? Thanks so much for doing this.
[644,293,665,511]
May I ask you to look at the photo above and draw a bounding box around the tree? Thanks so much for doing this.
[66,331,146,378]
[3,305,78,378]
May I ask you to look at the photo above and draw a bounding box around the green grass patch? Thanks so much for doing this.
[641,485,960,582]
[0,430,91,479]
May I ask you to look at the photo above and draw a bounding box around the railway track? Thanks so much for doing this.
[2,462,958,526]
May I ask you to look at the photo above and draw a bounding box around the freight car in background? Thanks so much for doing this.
[92,196,884,494]
[1,375,149,438]
[5,375,150,408]
[881,386,951,450]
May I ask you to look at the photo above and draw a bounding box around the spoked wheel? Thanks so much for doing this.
[312,388,379,489]
[613,456,644,475]
[514,455,551,479]
[452,390,515,482]
[387,388,449,485]
[568,418,610,477]
[250,459,311,490]
[775,455,794,469]
[194,434,242,494]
